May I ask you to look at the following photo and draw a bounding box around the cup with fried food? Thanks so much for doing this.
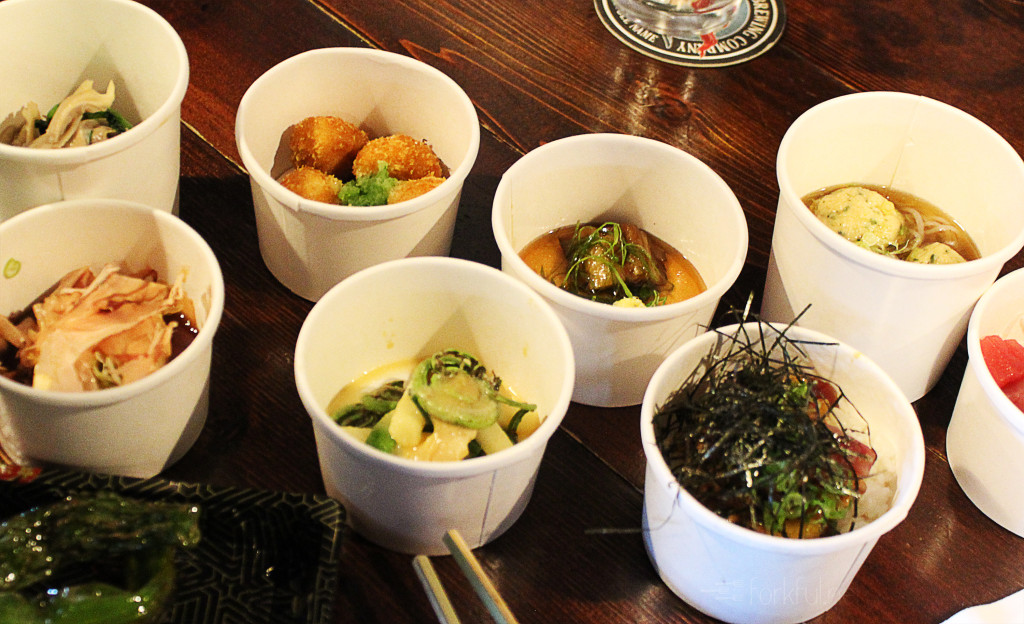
[235,48,480,301]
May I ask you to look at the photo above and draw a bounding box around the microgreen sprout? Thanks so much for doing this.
[561,222,667,306]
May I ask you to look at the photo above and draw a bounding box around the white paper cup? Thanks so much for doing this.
[492,133,748,407]
[294,257,574,554]
[235,48,480,302]
[0,200,224,478]
[641,322,925,624]
[948,268,1024,537]
[762,91,1024,401]
[0,0,189,219]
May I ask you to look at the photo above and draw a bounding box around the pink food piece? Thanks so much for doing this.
[980,334,1024,388]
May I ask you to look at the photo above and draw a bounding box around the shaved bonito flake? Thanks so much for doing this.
[10,264,195,392]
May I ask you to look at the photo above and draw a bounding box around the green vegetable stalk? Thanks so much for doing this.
[35,102,132,139]
[332,380,404,427]
[0,491,200,623]
[409,349,536,429]
[0,547,176,624]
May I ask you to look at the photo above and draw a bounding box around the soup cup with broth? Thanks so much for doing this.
[762,91,1024,401]
[492,133,748,407]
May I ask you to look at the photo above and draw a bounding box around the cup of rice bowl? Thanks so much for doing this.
[0,0,189,220]
[762,91,1024,401]
[235,47,481,301]
[0,199,224,478]
[492,133,748,407]
[294,257,574,555]
[947,267,1024,537]
[640,322,925,624]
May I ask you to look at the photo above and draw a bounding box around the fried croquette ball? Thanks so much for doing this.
[809,186,905,255]
[387,176,446,204]
[278,166,342,203]
[352,134,445,181]
[289,116,368,177]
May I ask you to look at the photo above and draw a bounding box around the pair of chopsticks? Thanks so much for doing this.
[413,529,519,624]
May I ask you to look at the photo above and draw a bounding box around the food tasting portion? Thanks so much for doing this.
[2,0,1024,623]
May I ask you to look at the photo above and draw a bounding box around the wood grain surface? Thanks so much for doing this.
[46,0,1024,621]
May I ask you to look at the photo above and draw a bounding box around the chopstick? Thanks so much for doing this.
[413,554,463,624]
[444,529,520,624]
[412,529,520,624]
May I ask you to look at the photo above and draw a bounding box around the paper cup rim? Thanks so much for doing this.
[0,0,189,165]
[294,256,575,477]
[235,47,481,222]
[640,321,926,554]
[966,268,1024,437]
[0,199,225,406]
[777,91,1024,280]
[492,133,748,322]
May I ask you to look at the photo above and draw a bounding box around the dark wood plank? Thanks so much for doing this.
[782,0,1024,153]
[147,0,370,167]
[163,120,321,492]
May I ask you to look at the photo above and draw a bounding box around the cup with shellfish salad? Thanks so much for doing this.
[0,0,189,219]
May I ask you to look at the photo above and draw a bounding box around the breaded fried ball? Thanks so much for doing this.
[289,116,368,177]
[387,176,446,204]
[278,166,342,204]
[352,134,445,181]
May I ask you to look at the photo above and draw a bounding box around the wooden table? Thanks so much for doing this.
[119,0,1024,621]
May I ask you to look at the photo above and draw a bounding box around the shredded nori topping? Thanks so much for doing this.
[653,309,874,538]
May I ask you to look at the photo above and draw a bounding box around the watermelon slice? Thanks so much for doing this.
[979,334,1024,388]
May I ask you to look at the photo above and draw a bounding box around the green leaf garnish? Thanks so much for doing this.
[337,162,398,206]
[560,222,667,306]
[332,380,404,428]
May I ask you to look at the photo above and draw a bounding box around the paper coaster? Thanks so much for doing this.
[595,0,786,68]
